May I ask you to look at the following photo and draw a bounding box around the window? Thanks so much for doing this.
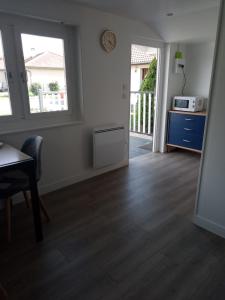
[0,31,12,116]
[0,13,83,133]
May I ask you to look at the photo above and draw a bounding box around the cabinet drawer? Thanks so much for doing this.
[169,113,205,135]
[168,131,204,150]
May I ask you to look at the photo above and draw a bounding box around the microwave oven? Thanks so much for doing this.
[172,96,204,112]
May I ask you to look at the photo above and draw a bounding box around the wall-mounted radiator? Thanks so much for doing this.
[93,124,125,169]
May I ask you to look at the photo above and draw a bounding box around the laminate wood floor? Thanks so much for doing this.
[1,150,225,300]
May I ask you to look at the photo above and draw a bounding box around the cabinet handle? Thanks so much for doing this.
[184,128,192,131]
[185,118,193,121]
[183,139,191,143]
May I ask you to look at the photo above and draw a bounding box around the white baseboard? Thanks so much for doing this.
[4,159,129,206]
[194,214,225,239]
[39,159,129,195]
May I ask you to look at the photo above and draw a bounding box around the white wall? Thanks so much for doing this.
[166,44,187,101]
[194,2,225,238]
[0,0,163,194]
[159,43,186,152]
[163,41,215,112]
[130,65,142,92]
[184,42,215,102]
[130,64,151,92]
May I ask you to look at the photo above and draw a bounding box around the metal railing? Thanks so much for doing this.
[29,90,68,113]
[130,91,155,135]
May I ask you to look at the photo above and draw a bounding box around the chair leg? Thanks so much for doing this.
[39,198,51,223]
[23,191,31,208]
[5,198,12,242]
[0,283,8,299]
[24,190,50,222]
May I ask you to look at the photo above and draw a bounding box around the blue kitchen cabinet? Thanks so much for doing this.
[167,111,206,152]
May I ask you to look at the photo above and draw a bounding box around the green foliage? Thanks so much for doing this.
[133,58,157,134]
[48,81,59,92]
[30,83,41,96]
[140,57,157,92]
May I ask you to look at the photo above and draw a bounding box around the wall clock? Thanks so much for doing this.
[100,30,117,53]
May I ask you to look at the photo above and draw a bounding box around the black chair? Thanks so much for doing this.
[0,283,8,299]
[0,136,50,241]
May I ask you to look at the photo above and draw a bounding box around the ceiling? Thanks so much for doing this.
[68,0,220,42]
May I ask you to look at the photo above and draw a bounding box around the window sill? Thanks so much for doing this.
[0,120,84,136]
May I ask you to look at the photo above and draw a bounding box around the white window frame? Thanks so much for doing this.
[0,24,22,122]
[0,13,83,134]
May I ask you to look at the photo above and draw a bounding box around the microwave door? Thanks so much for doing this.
[174,99,189,111]
[175,99,189,108]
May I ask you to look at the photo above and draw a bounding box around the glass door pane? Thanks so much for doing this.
[0,31,12,116]
[21,34,68,113]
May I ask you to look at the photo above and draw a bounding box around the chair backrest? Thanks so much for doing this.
[21,136,43,182]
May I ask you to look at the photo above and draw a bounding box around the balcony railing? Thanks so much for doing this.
[130,91,155,135]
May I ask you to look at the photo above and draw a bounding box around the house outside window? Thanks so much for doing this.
[130,44,157,110]
[130,44,156,92]
[21,34,68,114]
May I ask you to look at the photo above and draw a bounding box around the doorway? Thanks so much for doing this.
[129,44,159,159]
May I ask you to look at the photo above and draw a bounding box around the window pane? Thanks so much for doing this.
[0,32,12,116]
[21,34,68,114]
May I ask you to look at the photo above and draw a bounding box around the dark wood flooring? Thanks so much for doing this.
[1,150,225,300]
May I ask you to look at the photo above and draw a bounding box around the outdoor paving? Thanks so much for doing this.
[129,133,152,159]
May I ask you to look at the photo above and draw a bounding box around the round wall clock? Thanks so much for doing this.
[100,30,117,53]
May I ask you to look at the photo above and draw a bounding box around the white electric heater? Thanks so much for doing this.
[93,124,125,169]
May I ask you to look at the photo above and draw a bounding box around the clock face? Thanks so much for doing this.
[101,30,117,53]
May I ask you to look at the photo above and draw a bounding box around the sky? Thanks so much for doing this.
[21,34,64,58]
[0,32,64,62]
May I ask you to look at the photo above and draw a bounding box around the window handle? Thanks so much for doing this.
[20,71,27,83]
[8,71,13,80]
